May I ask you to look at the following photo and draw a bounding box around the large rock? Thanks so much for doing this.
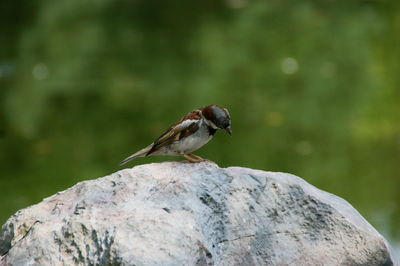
[0,162,396,265]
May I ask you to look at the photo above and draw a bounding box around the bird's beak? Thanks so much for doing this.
[224,126,232,136]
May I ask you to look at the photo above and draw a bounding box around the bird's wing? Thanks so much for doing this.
[120,119,200,166]
[146,119,200,156]
[120,110,203,165]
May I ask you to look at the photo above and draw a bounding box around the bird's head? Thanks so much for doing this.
[201,104,232,135]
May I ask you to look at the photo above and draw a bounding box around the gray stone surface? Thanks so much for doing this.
[0,161,396,265]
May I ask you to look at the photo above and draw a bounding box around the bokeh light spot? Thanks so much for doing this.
[281,57,299,75]
[32,63,49,80]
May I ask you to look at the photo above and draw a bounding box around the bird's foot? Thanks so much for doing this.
[183,154,208,163]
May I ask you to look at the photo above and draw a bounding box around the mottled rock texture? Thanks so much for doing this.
[0,162,396,265]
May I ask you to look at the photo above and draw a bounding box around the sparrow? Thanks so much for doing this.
[120,104,232,165]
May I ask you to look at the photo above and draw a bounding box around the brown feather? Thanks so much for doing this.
[178,122,199,140]
[177,109,202,122]
[146,110,202,156]
[200,104,229,121]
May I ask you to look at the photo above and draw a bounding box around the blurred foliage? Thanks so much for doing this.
[0,0,399,246]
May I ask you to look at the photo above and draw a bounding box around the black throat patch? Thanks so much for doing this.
[207,126,217,136]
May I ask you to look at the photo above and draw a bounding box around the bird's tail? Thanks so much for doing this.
[119,145,153,166]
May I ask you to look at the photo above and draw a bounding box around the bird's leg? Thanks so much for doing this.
[183,154,205,163]
[189,154,206,162]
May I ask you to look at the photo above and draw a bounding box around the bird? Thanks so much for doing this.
[120,104,232,165]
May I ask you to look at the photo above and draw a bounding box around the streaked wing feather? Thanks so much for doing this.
[178,122,199,140]
[146,119,199,155]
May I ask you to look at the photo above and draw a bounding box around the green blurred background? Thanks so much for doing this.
[1,0,399,256]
